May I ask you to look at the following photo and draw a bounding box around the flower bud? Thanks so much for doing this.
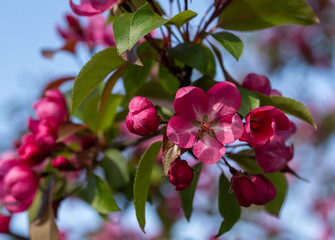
[18,134,47,166]
[231,172,257,207]
[231,172,276,207]
[251,175,276,205]
[242,73,272,96]
[33,89,67,126]
[52,156,74,171]
[3,166,39,202]
[168,159,193,191]
[126,97,159,136]
[2,195,33,214]
[0,215,11,233]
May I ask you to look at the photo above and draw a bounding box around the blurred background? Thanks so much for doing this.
[0,0,335,239]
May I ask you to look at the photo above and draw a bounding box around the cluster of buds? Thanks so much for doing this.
[0,88,98,215]
[0,89,68,214]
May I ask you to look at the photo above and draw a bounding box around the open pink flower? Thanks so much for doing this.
[70,0,118,16]
[240,106,291,148]
[167,82,243,164]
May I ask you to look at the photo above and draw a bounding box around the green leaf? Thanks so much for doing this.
[218,0,319,31]
[180,162,202,221]
[114,3,168,54]
[227,152,263,174]
[256,93,317,128]
[166,42,208,74]
[264,172,288,216]
[136,81,173,100]
[159,65,180,96]
[87,171,120,215]
[211,32,244,61]
[166,10,197,28]
[82,95,100,132]
[123,59,154,95]
[98,94,123,131]
[192,76,217,92]
[28,188,44,222]
[216,174,241,237]
[101,149,130,189]
[134,141,162,233]
[237,87,261,117]
[203,45,216,77]
[71,47,124,115]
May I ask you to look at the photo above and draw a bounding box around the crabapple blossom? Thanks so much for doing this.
[231,172,276,207]
[70,0,118,16]
[126,96,159,136]
[3,166,39,203]
[167,82,243,164]
[0,215,10,233]
[240,106,291,148]
[18,134,47,166]
[33,89,67,126]
[28,118,58,151]
[168,159,193,191]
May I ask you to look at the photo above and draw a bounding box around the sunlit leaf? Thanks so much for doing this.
[180,162,202,221]
[134,141,162,232]
[218,0,319,31]
[216,174,241,237]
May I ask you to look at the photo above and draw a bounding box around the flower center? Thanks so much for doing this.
[198,121,215,138]
[250,118,261,131]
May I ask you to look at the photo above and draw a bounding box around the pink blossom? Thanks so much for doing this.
[242,73,281,96]
[231,172,276,207]
[33,89,67,126]
[126,97,159,136]
[240,106,291,148]
[52,156,74,171]
[70,0,118,16]
[18,134,47,166]
[255,135,294,173]
[168,159,194,191]
[167,82,243,164]
[3,166,39,203]
[0,215,11,233]
[56,14,115,53]
[28,118,58,151]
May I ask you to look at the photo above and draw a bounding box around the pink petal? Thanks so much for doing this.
[90,0,117,10]
[213,114,243,145]
[206,82,241,121]
[255,136,293,173]
[174,86,208,121]
[167,116,198,148]
[271,108,291,131]
[193,135,226,164]
[70,0,104,16]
